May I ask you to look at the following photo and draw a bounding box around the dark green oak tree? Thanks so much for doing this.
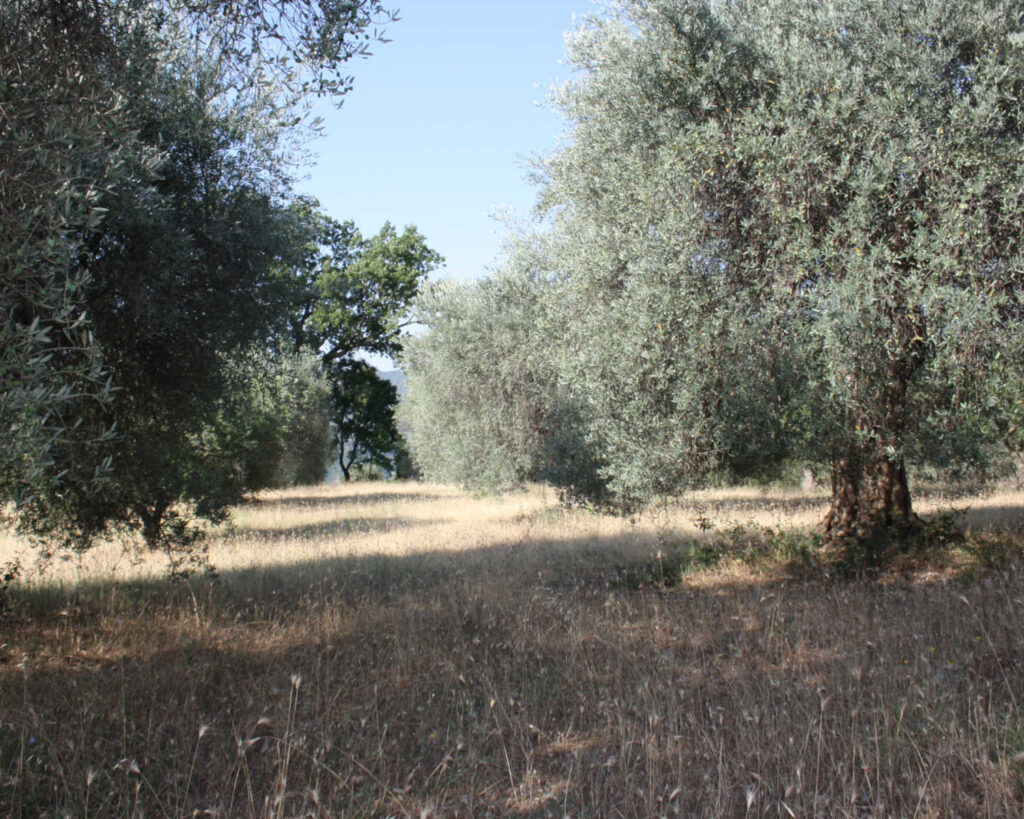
[332,361,403,481]
[282,205,442,479]
[284,208,444,368]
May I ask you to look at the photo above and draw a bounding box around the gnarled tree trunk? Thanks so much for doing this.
[822,447,916,542]
[824,306,926,544]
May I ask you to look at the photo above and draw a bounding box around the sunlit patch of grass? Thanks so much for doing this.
[6,480,1021,591]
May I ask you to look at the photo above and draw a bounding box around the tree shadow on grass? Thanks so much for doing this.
[6,528,657,620]
[9,489,1024,624]
[207,527,660,608]
[952,505,1024,532]
[689,494,829,515]
[3,538,1022,818]
[225,515,445,544]
[11,494,1024,619]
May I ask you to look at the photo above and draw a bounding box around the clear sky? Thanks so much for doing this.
[297,1,593,283]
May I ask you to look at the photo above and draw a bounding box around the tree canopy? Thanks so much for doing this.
[280,204,443,481]
[1,0,410,561]
[404,0,1024,548]
[283,206,444,371]
[332,361,402,481]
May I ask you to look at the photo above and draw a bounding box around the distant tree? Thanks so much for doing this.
[332,361,403,481]
[401,272,549,489]
[400,247,607,500]
[270,353,336,487]
[284,209,444,369]
[215,348,333,493]
[530,0,1024,542]
[282,206,443,477]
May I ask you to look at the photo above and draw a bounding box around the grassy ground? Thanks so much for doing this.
[1,481,1023,817]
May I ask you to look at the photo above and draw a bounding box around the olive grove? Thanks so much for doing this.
[403,0,1024,544]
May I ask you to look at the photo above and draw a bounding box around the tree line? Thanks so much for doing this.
[1,0,440,572]
[401,0,1024,552]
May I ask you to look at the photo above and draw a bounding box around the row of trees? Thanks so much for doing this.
[1,0,439,567]
[402,0,1024,545]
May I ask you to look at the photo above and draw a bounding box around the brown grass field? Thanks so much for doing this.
[2,481,1024,817]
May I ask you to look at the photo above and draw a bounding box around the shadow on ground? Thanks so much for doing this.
[954,505,1024,531]
[225,514,446,544]
[687,495,829,514]
[8,528,657,619]
[2,531,1021,817]
[9,492,1024,618]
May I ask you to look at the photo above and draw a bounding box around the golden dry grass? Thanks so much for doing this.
[1,480,1023,817]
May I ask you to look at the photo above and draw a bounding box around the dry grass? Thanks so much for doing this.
[2,481,1024,817]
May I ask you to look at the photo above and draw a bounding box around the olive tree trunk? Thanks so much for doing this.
[822,352,923,542]
[822,448,915,541]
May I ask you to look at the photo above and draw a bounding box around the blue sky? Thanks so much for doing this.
[297,1,593,283]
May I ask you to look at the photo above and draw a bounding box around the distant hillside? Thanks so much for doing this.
[379,369,407,399]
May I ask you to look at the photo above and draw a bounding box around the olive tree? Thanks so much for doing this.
[400,235,606,499]
[537,0,1024,539]
[401,273,552,489]
[2,0,395,555]
[0,0,159,514]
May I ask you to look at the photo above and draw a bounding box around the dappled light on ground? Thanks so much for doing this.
[2,481,1024,816]
[4,481,1023,591]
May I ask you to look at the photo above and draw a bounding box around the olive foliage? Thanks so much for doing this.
[2,0,394,556]
[404,0,1024,541]
[401,270,556,490]
[0,0,157,511]
[400,236,606,500]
